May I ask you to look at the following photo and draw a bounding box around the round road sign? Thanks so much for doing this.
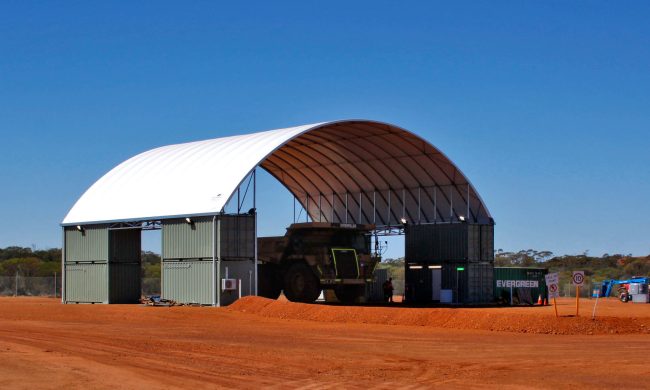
[572,272,584,285]
[549,284,558,293]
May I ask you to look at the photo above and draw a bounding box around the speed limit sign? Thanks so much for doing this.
[572,271,585,286]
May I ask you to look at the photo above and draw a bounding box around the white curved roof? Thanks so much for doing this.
[63,120,492,226]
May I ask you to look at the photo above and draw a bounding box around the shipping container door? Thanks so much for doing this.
[409,267,432,302]
[431,268,441,301]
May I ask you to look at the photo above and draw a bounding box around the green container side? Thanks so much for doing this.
[64,225,109,263]
[493,267,548,303]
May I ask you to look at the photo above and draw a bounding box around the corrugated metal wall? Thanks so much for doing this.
[467,263,493,303]
[220,215,255,260]
[366,268,388,302]
[65,225,109,262]
[65,225,142,304]
[404,223,494,304]
[65,263,108,303]
[64,214,255,305]
[493,267,548,305]
[480,225,494,261]
[162,215,255,260]
[162,217,213,259]
[436,224,467,260]
[406,262,493,304]
[405,223,493,263]
[161,260,255,305]
[162,261,213,304]
[160,215,255,305]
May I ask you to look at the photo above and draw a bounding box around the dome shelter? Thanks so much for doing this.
[61,120,493,306]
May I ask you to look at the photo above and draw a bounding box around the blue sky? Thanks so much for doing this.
[1,1,648,258]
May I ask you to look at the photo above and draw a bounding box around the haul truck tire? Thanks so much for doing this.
[283,263,320,303]
[257,264,282,300]
[334,285,365,304]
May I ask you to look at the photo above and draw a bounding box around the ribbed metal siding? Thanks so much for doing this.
[109,263,141,303]
[162,215,256,260]
[435,224,467,260]
[480,225,494,261]
[162,217,213,259]
[467,263,493,303]
[366,268,388,302]
[109,229,141,263]
[220,215,255,260]
[65,263,108,303]
[162,261,213,304]
[65,225,109,262]
[406,223,494,264]
[467,225,480,261]
[406,224,467,262]
[494,267,548,304]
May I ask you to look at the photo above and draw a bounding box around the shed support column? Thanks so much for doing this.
[467,184,470,222]
[358,192,362,223]
[61,227,66,304]
[373,191,376,224]
[434,186,437,222]
[402,188,406,220]
[253,168,258,296]
[212,216,216,306]
[387,189,391,226]
[449,186,453,221]
[213,216,222,307]
[418,187,421,223]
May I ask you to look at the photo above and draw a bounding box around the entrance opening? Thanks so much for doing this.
[141,228,161,298]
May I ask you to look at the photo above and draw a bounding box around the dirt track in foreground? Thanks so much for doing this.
[0,297,648,389]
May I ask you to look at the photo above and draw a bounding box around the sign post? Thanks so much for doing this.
[592,290,600,320]
[545,273,560,318]
[572,271,585,317]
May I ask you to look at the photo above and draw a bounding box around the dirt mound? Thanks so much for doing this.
[229,296,650,335]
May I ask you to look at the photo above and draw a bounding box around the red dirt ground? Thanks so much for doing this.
[0,296,648,389]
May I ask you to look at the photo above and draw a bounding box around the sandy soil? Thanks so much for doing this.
[0,297,648,389]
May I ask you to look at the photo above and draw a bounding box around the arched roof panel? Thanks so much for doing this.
[62,120,492,226]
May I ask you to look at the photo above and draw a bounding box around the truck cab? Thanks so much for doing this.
[257,222,380,303]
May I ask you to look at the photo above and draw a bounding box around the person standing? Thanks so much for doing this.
[383,277,394,303]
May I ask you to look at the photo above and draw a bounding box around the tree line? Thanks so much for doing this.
[2,246,648,282]
[0,246,161,278]
[377,250,650,283]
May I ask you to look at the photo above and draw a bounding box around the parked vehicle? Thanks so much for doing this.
[257,222,380,303]
[597,277,650,302]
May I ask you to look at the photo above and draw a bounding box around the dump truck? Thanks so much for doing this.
[257,222,380,303]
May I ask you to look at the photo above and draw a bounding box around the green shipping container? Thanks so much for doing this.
[493,267,548,305]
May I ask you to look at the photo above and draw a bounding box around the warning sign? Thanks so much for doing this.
[545,273,560,299]
[571,271,585,286]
